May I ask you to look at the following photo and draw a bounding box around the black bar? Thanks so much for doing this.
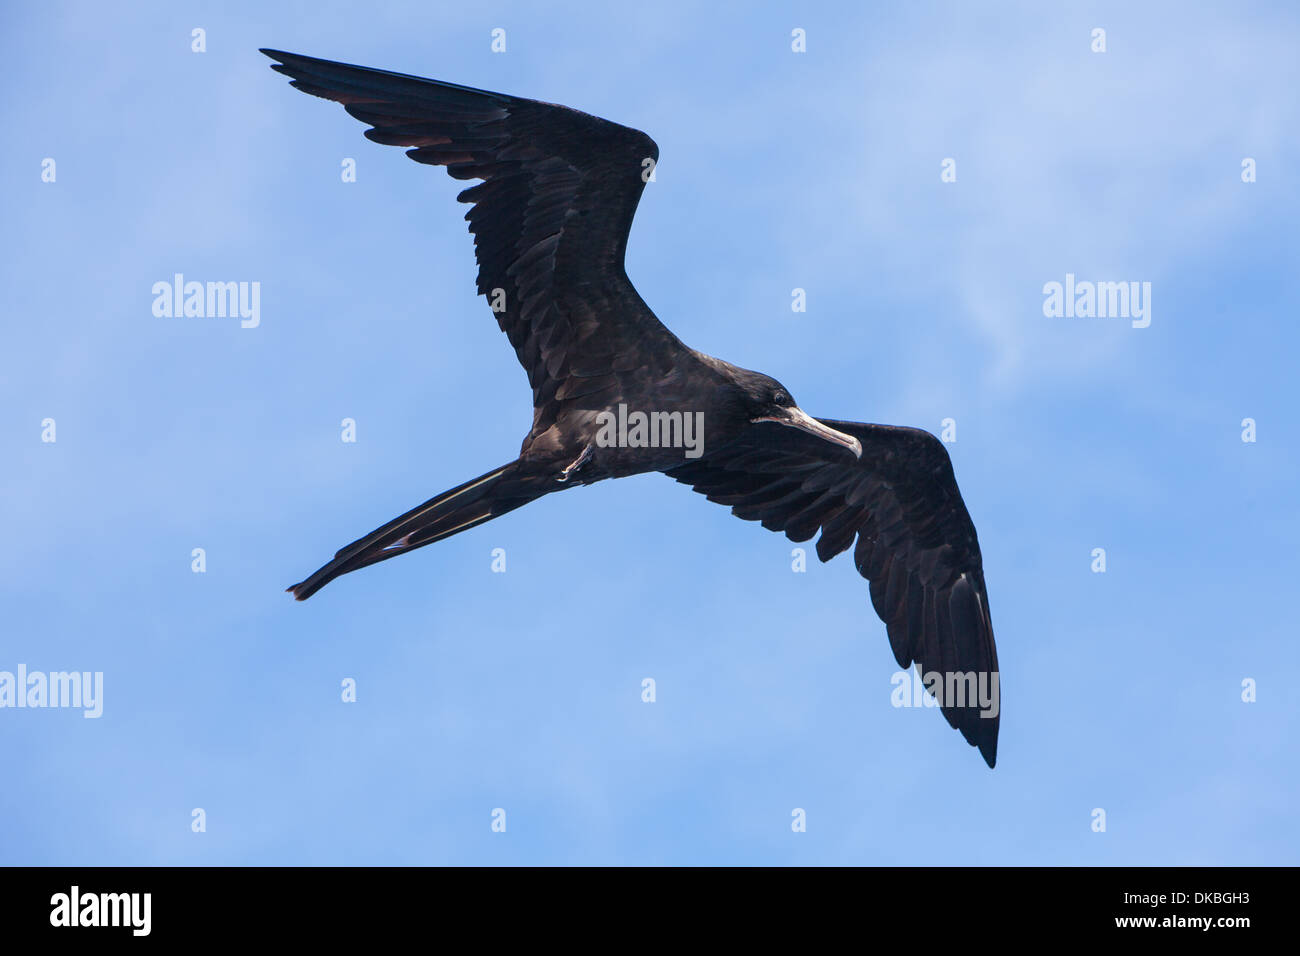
[0,866,1281,940]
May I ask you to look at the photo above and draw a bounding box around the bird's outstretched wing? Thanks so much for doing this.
[665,420,1000,766]
[261,49,682,420]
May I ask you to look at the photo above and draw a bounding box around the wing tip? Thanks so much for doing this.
[979,737,998,768]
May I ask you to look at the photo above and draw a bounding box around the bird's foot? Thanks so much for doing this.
[556,445,593,482]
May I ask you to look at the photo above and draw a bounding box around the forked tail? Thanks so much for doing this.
[288,460,550,600]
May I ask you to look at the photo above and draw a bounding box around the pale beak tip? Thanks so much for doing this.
[755,409,863,459]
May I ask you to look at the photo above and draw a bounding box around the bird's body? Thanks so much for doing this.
[263,49,1002,767]
[521,351,721,480]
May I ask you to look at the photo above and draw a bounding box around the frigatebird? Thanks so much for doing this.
[263,49,1001,767]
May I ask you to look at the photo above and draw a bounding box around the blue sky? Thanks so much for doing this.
[2,1,1297,865]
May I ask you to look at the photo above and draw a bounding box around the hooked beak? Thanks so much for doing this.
[752,406,862,458]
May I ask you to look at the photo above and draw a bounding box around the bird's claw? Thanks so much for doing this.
[556,445,593,482]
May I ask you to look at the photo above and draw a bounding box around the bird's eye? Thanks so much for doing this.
[773,391,790,406]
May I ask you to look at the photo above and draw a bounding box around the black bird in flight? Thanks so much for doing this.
[263,49,1001,766]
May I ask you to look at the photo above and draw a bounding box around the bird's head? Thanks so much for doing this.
[727,369,862,458]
